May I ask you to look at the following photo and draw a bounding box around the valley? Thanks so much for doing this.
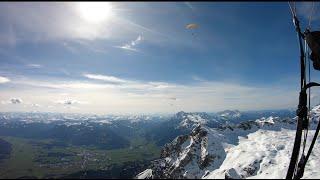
[0,136,159,179]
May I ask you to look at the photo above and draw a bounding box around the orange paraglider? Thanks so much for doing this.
[186,23,199,36]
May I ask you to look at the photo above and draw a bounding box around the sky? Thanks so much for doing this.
[0,2,320,114]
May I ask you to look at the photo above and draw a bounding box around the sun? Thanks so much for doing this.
[77,2,113,23]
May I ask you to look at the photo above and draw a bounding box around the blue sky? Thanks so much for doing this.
[0,2,319,114]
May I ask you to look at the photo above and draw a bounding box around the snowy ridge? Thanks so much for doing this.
[137,114,320,179]
[178,112,208,129]
[0,112,168,126]
[218,110,242,119]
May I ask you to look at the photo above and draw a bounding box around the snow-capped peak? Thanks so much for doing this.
[255,116,277,125]
[172,111,221,130]
[179,114,208,129]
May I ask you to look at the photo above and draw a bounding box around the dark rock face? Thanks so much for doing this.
[161,135,189,158]
[137,125,219,179]
[224,168,242,179]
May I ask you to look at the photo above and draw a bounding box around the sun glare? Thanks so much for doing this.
[78,2,113,23]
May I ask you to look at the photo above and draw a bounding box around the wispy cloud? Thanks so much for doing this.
[184,2,195,11]
[14,74,172,92]
[15,80,114,90]
[27,64,42,68]
[148,82,172,89]
[31,103,40,107]
[83,73,127,83]
[191,75,206,82]
[71,40,108,54]
[0,76,10,83]
[1,72,302,114]
[296,2,320,22]
[62,42,78,54]
[116,35,143,52]
[0,24,17,46]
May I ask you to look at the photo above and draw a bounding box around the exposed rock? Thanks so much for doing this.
[136,124,226,179]
[225,168,242,179]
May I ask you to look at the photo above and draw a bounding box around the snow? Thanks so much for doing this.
[179,114,208,129]
[95,119,112,124]
[205,127,320,179]
[255,116,276,125]
[136,169,153,179]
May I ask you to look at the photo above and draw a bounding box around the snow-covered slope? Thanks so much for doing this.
[136,113,320,179]
[205,126,320,179]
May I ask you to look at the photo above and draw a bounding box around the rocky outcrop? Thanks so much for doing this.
[136,125,226,179]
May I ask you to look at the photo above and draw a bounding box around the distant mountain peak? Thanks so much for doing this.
[217,109,242,119]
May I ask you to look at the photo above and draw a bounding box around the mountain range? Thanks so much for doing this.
[0,108,303,178]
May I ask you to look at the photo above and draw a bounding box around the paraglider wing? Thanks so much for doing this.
[186,23,198,29]
[186,23,199,36]
[305,31,320,70]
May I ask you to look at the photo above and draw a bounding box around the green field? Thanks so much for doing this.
[0,136,160,179]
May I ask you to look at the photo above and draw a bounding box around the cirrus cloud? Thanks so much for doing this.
[27,64,42,68]
[83,73,127,83]
[115,35,143,52]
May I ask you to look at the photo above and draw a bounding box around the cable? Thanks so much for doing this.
[307,36,311,146]
[286,4,307,178]
[302,40,311,156]
[294,2,297,17]
[288,1,296,17]
[286,2,320,179]
[304,117,320,168]
[308,2,315,30]
[302,40,308,155]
